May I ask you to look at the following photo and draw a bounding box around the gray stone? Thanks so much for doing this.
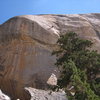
[0,90,10,100]
[0,13,100,99]
[25,87,67,100]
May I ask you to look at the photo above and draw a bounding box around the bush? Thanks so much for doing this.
[52,32,100,100]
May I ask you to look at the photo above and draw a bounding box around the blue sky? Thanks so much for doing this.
[0,0,100,24]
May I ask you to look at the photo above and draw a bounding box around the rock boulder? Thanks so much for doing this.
[0,13,100,99]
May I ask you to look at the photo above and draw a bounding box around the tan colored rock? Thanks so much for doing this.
[0,13,100,99]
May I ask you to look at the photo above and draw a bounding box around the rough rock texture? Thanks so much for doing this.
[25,87,67,100]
[47,73,57,86]
[0,13,100,99]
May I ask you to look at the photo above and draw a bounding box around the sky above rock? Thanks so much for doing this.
[0,0,100,24]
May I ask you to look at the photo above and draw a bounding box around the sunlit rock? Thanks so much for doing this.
[25,87,67,100]
[0,90,10,100]
[0,13,100,99]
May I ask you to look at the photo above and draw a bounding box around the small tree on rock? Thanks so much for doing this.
[52,32,100,100]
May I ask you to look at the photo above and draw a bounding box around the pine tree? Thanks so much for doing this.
[52,32,100,100]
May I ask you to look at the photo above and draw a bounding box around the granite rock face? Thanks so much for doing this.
[0,13,100,99]
[25,87,67,100]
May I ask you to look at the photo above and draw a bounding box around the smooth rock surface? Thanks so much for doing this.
[0,13,100,99]
[25,87,67,100]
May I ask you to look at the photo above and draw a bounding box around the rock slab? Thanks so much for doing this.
[25,87,67,100]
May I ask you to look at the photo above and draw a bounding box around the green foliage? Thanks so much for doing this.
[52,32,100,100]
